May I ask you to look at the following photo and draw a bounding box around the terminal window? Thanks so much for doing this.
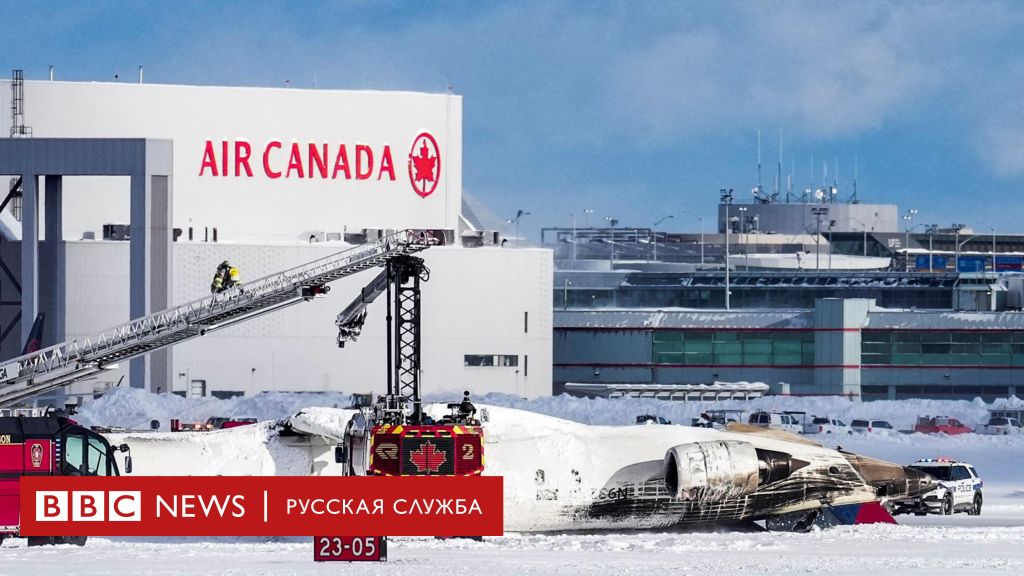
[465,354,519,367]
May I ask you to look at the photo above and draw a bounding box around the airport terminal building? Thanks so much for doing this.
[0,75,552,401]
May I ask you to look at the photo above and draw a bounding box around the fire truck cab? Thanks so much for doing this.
[0,410,131,545]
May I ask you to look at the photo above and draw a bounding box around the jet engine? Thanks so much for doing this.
[663,440,761,502]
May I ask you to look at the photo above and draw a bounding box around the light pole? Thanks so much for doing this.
[583,208,593,228]
[720,189,734,310]
[925,224,938,272]
[570,213,577,261]
[811,207,829,272]
[955,226,978,273]
[903,209,918,272]
[604,216,618,263]
[738,206,748,271]
[652,214,674,262]
[698,216,705,265]
[827,220,835,270]
[978,223,996,272]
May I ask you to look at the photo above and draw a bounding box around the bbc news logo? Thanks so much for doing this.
[36,491,141,522]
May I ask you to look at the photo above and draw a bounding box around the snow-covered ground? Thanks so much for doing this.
[5,387,1019,575]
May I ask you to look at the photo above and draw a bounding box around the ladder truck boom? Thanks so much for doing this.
[0,229,448,407]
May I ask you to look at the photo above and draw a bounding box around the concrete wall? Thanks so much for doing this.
[717,203,898,235]
[58,241,552,399]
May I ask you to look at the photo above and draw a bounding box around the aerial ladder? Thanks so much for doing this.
[0,229,447,407]
[333,250,484,478]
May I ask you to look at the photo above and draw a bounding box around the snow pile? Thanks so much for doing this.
[79,386,1021,432]
[451,392,1008,431]
[75,386,353,431]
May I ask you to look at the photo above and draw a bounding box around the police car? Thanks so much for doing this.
[888,458,983,516]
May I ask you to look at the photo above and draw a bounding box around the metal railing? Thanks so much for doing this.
[0,229,443,405]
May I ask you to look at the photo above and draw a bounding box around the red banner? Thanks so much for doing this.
[19,476,503,537]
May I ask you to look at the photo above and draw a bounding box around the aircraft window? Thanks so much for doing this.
[86,436,110,476]
[63,434,85,476]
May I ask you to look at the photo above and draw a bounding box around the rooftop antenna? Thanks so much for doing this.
[757,129,763,190]
[776,129,782,200]
[787,158,794,203]
[809,154,814,199]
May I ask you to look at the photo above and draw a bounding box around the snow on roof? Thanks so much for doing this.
[865,310,1024,330]
[555,309,813,329]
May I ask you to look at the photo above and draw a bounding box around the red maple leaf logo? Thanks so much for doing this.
[408,132,441,198]
[412,142,437,184]
[409,441,447,474]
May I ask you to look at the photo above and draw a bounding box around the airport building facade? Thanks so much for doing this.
[0,78,552,400]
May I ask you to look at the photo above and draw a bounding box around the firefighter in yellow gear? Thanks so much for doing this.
[210,260,241,294]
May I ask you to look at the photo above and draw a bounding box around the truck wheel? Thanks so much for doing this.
[26,536,52,546]
[968,494,982,516]
[942,495,954,515]
[58,536,88,546]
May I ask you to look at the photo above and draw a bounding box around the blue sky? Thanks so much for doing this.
[3,1,1023,239]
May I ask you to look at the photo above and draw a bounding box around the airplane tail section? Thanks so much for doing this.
[21,313,44,355]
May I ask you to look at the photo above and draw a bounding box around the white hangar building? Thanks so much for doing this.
[0,74,552,401]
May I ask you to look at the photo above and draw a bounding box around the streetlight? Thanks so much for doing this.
[903,209,918,272]
[652,214,674,262]
[954,223,969,272]
[583,208,594,228]
[851,216,872,257]
[738,206,748,271]
[720,188,734,310]
[925,224,938,272]
[570,213,577,261]
[682,212,705,265]
[811,207,829,271]
[978,223,996,272]
[604,216,618,263]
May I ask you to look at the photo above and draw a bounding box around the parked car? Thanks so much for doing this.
[914,416,972,435]
[691,409,746,429]
[636,414,671,425]
[977,416,1022,435]
[850,419,896,434]
[888,458,983,516]
[747,411,803,434]
[806,416,852,435]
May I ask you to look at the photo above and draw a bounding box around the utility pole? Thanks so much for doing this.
[720,189,734,309]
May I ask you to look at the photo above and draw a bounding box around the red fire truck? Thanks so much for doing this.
[0,409,131,546]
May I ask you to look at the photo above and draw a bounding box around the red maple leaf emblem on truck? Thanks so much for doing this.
[408,132,441,198]
[409,441,447,474]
